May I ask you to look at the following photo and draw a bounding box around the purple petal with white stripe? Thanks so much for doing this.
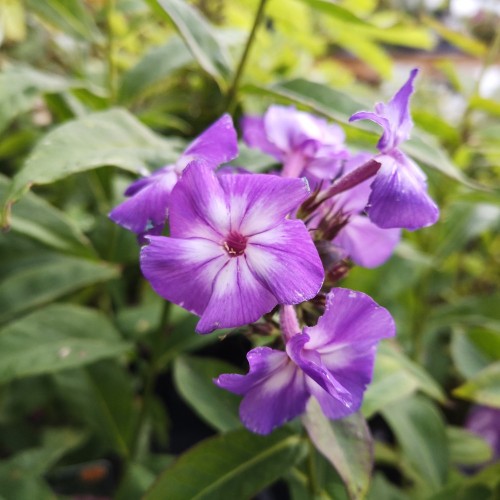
[215,347,309,435]
[245,220,324,304]
[196,257,277,334]
[140,236,226,316]
[367,152,439,230]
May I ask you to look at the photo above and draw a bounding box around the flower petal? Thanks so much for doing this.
[218,173,311,235]
[245,220,324,304]
[304,288,395,351]
[196,257,277,334]
[109,169,177,236]
[368,152,439,230]
[349,69,418,152]
[334,215,401,268]
[180,114,238,169]
[241,115,283,159]
[169,161,230,240]
[140,236,226,317]
[215,347,309,434]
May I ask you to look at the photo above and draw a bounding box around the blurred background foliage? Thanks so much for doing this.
[0,0,499,498]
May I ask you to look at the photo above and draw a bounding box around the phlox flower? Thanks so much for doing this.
[242,105,348,187]
[215,288,395,434]
[140,161,324,334]
[349,69,439,230]
[109,114,238,240]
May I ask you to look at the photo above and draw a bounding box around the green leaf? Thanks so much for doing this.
[1,108,183,227]
[434,202,500,260]
[173,356,242,432]
[469,96,500,117]
[0,65,71,134]
[243,78,369,125]
[423,15,487,57]
[0,304,131,383]
[25,0,100,42]
[363,341,445,418]
[0,175,96,258]
[302,399,373,500]
[52,360,136,457]
[145,0,231,86]
[0,428,85,499]
[447,426,493,466]
[144,427,306,500]
[119,36,193,103]
[381,395,449,491]
[298,0,370,25]
[451,328,498,379]
[453,362,500,408]
[0,253,119,323]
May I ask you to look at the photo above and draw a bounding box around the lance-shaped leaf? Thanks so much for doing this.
[0,304,131,383]
[453,362,500,408]
[0,254,119,324]
[0,175,95,258]
[144,427,306,499]
[1,108,183,227]
[146,0,231,86]
[302,399,373,500]
[173,356,242,432]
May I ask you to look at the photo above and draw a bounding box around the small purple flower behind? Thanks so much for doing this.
[140,161,324,334]
[466,405,500,463]
[242,105,349,187]
[349,69,439,231]
[215,288,395,434]
[310,153,401,268]
[109,114,238,241]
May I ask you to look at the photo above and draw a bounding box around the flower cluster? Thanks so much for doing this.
[110,70,438,434]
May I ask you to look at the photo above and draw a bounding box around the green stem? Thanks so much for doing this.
[129,300,172,459]
[106,0,118,104]
[307,437,320,497]
[225,0,268,114]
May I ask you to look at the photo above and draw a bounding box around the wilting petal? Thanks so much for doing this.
[215,347,309,434]
[246,220,324,304]
[196,257,277,334]
[109,170,177,236]
[334,215,401,268]
[368,153,439,230]
[169,161,230,240]
[140,236,226,317]
[218,173,310,235]
[304,288,395,351]
[241,115,283,160]
[180,113,238,169]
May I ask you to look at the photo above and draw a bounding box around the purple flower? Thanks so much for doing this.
[242,105,348,187]
[140,161,324,334]
[349,69,439,230]
[466,405,500,461]
[109,114,238,240]
[215,288,395,434]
